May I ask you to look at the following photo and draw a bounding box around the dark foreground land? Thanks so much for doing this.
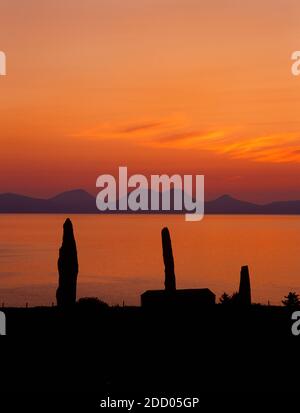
[1,303,298,402]
[1,221,293,406]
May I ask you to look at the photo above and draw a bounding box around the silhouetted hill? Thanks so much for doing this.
[49,189,96,213]
[261,199,300,214]
[0,190,97,213]
[0,193,49,213]
[205,194,261,214]
[1,189,300,214]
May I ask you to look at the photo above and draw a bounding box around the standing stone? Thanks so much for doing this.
[239,265,251,305]
[56,218,78,307]
[161,227,176,292]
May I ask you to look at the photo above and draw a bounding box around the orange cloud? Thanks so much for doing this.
[213,133,300,163]
[70,114,189,140]
[72,118,300,164]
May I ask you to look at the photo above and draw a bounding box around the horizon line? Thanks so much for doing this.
[1,188,300,206]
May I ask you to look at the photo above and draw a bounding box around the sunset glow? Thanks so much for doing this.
[1,0,300,202]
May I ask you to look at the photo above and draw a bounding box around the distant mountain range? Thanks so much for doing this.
[1,189,300,214]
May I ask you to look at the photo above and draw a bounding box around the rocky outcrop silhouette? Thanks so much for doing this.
[161,227,176,292]
[56,218,78,307]
[239,265,251,305]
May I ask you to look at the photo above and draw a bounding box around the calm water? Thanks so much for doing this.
[0,214,300,307]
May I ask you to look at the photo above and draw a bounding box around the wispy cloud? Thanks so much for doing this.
[71,114,186,141]
[214,133,300,163]
[120,121,163,134]
[72,117,300,163]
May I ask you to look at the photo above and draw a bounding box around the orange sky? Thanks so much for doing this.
[1,0,300,202]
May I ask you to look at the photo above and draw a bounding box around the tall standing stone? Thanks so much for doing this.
[161,227,176,292]
[239,265,251,305]
[56,218,78,307]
